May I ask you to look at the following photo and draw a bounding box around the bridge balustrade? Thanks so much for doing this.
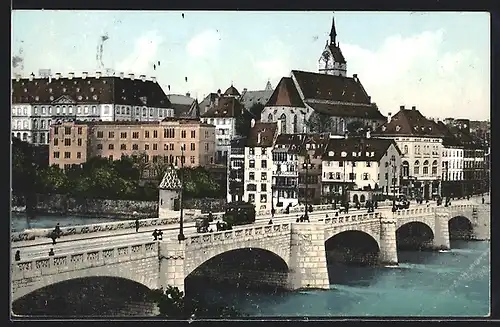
[318,212,380,225]
[185,223,291,248]
[11,241,158,280]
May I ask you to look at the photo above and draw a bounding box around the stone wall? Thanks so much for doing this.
[15,194,226,218]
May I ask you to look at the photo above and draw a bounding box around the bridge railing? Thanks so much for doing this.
[11,241,158,280]
[317,212,381,224]
[185,222,291,248]
[394,207,436,217]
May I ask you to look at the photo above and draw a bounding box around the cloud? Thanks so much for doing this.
[250,39,293,88]
[341,30,490,120]
[186,29,221,59]
[115,30,164,75]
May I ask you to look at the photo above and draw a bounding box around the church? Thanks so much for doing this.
[260,16,386,135]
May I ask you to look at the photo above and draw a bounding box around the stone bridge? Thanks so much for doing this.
[11,204,489,306]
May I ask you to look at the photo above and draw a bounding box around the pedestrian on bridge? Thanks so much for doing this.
[135,219,140,233]
[15,250,20,261]
[48,248,54,256]
[482,197,485,204]
[158,229,164,240]
[152,229,159,241]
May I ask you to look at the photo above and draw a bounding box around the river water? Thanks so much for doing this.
[11,213,127,232]
[11,213,489,317]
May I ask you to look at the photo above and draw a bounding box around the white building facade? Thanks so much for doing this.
[12,72,174,145]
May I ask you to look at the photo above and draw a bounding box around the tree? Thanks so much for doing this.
[305,111,335,133]
[346,120,367,136]
[149,286,243,318]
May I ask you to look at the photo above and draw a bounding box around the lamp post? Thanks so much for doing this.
[391,155,397,199]
[178,144,186,242]
[302,153,312,220]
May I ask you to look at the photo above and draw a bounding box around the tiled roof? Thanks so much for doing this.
[201,96,245,118]
[240,89,274,109]
[373,108,445,138]
[247,122,277,147]
[199,93,219,114]
[224,85,240,97]
[230,136,247,148]
[305,102,385,120]
[12,76,172,108]
[265,77,305,107]
[322,137,400,162]
[275,133,330,155]
[291,70,371,103]
[328,44,346,64]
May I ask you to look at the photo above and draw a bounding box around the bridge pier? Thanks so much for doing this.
[433,212,450,250]
[158,241,186,293]
[288,223,330,290]
[472,205,490,241]
[378,218,398,265]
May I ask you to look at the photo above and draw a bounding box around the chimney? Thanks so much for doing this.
[82,72,88,79]
[387,112,392,124]
[140,74,146,82]
[257,132,261,145]
[250,118,256,128]
[353,74,358,82]
[55,72,61,80]
[399,105,405,110]
[96,71,102,79]
[217,89,221,96]
[368,96,371,102]
[243,88,248,93]
[29,73,34,81]
[186,92,191,98]
[411,106,416,110]
[151,76,157,83]
[68,72,74,79]
[128,73,135,80]
[119,72,125,79]
[366,129,371,139]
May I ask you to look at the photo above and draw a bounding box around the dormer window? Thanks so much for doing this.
[78,95,83,101]
[341,151,347,157]
[87,80,91,84]
[24,88,27,93]
[421,126,425,130]
[352,152,357,157]
[76,88,80,92]
[382,126,387,131]
[396,125,401,131]
[35,96,39,101]
[62,88,66,92]
[371,152,375,157]
[93,95,98,100]
[90,87,95,92]
[49,96,54,101]
[48,88,52,93]
[328,151,334,156]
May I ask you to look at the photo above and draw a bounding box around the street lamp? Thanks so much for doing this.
[391,155,397,200]
[177,144,186,242]
[302,153,312,220]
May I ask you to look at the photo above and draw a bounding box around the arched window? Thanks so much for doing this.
[403,145,408,154]
[279,113,287,134]
[293,115,298,133]
[360,194,366,202]
[268,113,273,122]
[402,161,409,177]
[431,160,438,175]
[414,160,420,175]
[423,160,429,175]
[340,119,346,132]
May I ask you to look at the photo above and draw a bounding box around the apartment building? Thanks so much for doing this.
[321,132,402,204]
[49,118,216,172]
[243,120,279,212]
[272,134,301,210]
[12,71,175,145]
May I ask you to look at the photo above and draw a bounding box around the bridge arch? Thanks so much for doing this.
[184,242,290,278]
[396,221,435,250]
[11,260,159,302]
[448,215,474,240]
[12,276,157,316]
[324,227,381,266]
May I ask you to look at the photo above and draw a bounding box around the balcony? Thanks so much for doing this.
[274,183,297,189]
[272,170,298,176]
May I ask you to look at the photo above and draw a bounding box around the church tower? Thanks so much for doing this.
[318,16,347,76]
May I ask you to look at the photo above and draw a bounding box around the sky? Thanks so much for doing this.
[11,11,490,121]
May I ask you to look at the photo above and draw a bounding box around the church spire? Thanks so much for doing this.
[329,15,337,46]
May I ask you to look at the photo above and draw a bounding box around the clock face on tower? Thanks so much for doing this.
[319,50,331,70]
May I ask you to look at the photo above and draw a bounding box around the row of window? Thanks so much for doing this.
[94,142,203,152]
[53,138,83,147]
[248,172,268,181]
[12,105,172,118]
[247,193,267,204]
[203,118,231,126]
[324,161,372,168]
[54,126,83,135]
[53,151,82,159]
[323,172,371,181]
[404,144,440,156]
[248,147,268,155]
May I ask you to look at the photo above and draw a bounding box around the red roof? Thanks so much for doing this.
[265,77,305,107]
[201,96,245,118]
[373,107,445,138]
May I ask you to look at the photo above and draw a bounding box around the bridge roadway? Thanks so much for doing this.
[12,206,389,260]
[11,196,483,261]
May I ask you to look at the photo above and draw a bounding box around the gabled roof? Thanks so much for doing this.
[322,137,401,162]
[327,44,346,64]
[168,94,199,118]
[12,76,172,108]
[224,85,240,97]
[240,89,273,109]
[201,96,245,118]
[291,70,370,103]
[265,77,305,107]
[373,108,445,138]
[305,102,385,120]
[247,122,277,147]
